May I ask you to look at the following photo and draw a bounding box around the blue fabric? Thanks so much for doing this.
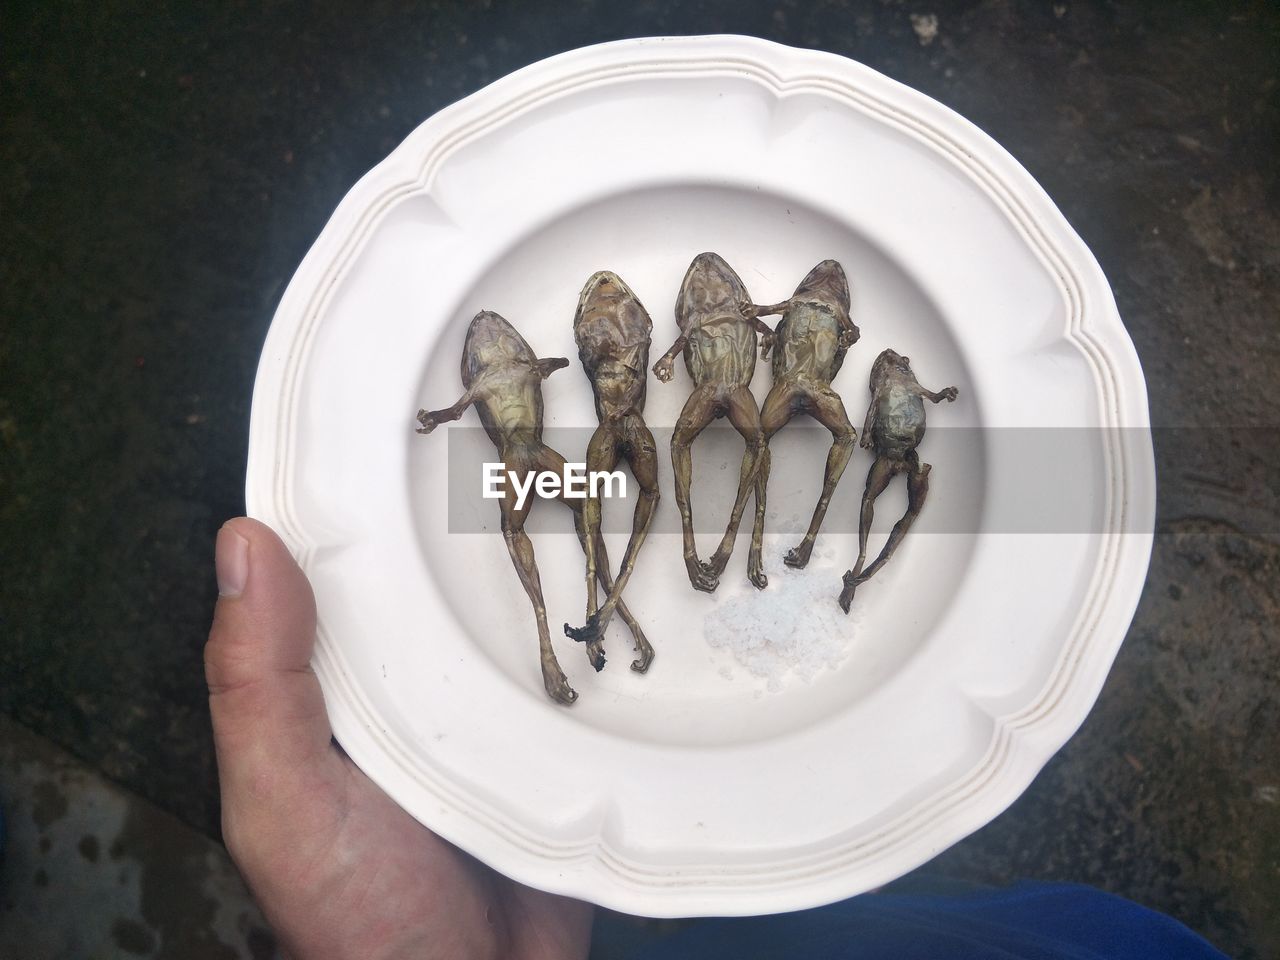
[630,882,1227,960]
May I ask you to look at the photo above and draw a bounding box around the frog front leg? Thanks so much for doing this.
[920,384,959,404]
[747,304,785,361]
[838,315,861,350]
[652,324,692,383]
[858,393,877,450]
[415,383,479,434]
[533,357,570,379]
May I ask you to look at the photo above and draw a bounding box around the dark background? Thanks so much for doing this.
[2,1,1277,957]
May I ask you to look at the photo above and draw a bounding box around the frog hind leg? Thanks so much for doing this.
[498,453,577,705]
[578,517,651,672]
[748,380,800,588]
[841,453,930,611]
[705,385,768,588]
[563,422,621,660]
[575,419,659,672]
[786,385,855,569]
[564,422,659,674]
[839,453,898,612]
[536,441,648,673]
[671,384,724,592]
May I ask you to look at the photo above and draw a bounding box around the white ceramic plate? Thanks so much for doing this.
[247,36,1155,917]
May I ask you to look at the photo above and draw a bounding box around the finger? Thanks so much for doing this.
[206,518,337,801]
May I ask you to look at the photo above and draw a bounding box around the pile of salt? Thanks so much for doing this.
[704,537,860,692]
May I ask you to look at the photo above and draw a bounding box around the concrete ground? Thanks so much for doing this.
[0,716,276,959]
[1,1,1276,957]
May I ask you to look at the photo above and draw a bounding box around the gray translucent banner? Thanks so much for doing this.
[434,426,1269,535]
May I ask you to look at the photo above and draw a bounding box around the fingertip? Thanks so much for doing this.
[219,516,282,546]
[216,524,249,598]
[207,518,330,781]
[216,518,310,604]
[208,517,317,684]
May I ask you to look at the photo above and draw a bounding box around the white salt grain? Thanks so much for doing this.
[704,536,859,692]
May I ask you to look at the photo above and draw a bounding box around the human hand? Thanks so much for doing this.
[206,518,592,959]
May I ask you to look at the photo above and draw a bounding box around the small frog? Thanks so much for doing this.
[838,348,958,612]
[416,310,648,705]
[562,271,658,674]
[652,252,775,592]
[749,260,860,574]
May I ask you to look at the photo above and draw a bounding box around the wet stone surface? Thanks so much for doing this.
[1,2,1277,958]
[0,716,277,959]
[929,520,1280,955]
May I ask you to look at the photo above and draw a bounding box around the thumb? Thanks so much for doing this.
[205,518,336,806]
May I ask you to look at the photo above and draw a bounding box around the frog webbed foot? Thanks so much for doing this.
[542,664,579,705]
[838,570,860,614]
[630,638,655,674]
[684,555,720,593]
[784,539,815,569]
